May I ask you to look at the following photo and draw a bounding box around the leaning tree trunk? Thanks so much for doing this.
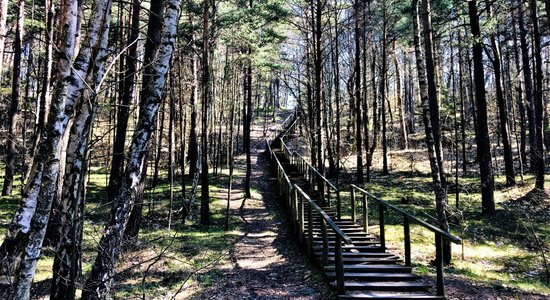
[50,8,112,296]
[0,0,113,298]
[82,0,181,298]
[0,0,79,291]
[2,0,25,196]
[469,0,495,214]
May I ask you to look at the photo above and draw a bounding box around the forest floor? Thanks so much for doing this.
[188,111,333,299]
[0,113,549,299]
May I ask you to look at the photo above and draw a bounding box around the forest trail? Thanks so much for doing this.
[192,114,332,299]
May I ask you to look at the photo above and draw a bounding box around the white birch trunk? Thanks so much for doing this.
[51,0,113,297]
[83,0,181,298]
[0,0,80,289]
[0,0,113,298]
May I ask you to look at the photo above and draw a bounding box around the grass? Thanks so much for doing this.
[333,145,550,296]
[0,166,247,299]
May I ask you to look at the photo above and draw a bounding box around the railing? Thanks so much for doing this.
[294,185,351,294]
[349,184,462,297]
[265,113,351,294]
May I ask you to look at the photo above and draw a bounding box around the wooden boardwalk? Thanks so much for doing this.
[266,116,460,299]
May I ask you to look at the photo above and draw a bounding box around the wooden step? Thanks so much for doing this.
[338,292,444,299]
[330,281,430,291]
[317,251,395,257]
[324,265,413,273]
[322,257,402,264]
[313,245,383,251]
[326,272,420,281]
[315,251,389,258]
[312,240,380,246]
[313,240,380,247]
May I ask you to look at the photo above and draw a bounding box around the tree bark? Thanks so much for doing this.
[0,0,79,289]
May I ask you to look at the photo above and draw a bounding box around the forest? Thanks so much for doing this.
[0,0,548,299]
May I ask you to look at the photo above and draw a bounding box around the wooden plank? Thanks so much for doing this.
[324,265,413,272]
[338,292,444,299]
[330,281,430,291]
[325,272,420,281]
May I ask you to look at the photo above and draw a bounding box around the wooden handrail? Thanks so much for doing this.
[280,116,300,140]
[294,185,351,244]
[350,184,461,244]
[279,138,338,191]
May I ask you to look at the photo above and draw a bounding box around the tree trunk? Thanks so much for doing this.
[200,0,211,225]
[354,0,363,183]
[0,0,8,87]
[2,0,25,196]
[393,40,408,150]
[469,0,495,215]
[486,1,515,187]
[83,0,180,297]
[381,1,389,175]
[413,0,451,265]
[517,1,537,173]
[0,0,113,297]
[529,0,545,189]
[107,0,140,201]
[50,12,112,295]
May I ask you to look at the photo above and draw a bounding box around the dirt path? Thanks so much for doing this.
[192,116,333,299]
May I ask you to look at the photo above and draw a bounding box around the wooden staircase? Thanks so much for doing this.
[271,147,444,299]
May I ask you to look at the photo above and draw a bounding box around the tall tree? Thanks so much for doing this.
[354,0,363,183]
[486,0,515,186]
[414,0,451,264]
[529,0,545,189]
[107,0,141,201]
[2,0,25,196]
[200,0,212,225]
[468,0,495,214]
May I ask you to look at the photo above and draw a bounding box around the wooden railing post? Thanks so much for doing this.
[379,205,385,250]
[320,219,329,266]
[337,190,341,220]
[327,186,331,208]
[362,194,368,233]
[299,194,304,244]
[291,187,297,233]
[404,216,411,266]
[435,232,445,297]
[351,187,356,223]
[307,202,313,257]
[335,234,345,294]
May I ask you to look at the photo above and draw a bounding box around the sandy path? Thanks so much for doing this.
[192,115,333,299]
